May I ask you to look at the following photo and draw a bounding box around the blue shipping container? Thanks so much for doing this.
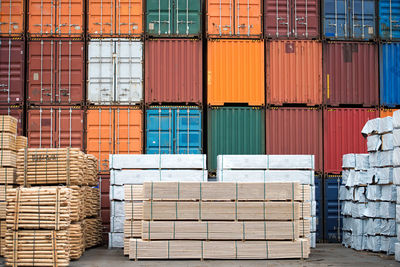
[324,175,342,243]
[315,176,323,242]
[380,43,400,107]
[323,0,376,40]
[379,0,400,40]
[146,107,202,154]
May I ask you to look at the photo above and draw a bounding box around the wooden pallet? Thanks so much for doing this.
[69,222,85,260]
[0,116,17,135]
[15,137,27,151]
[83,218,102,249]
[0,168,16,184]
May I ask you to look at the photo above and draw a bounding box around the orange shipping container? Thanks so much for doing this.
[0,0,24,36]
[208,40,264,106]
[267,40,322,106]
[28,0,84,37]
[86,106,143,173]
[380,109,399,118]
[88,0,142,37]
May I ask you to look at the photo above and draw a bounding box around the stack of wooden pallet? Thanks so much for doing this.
[127,181,310,260]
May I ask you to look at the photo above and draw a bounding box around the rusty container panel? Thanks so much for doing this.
[380,109,399,118]
[266,107,323,173]
[27,40,84,105]
[323,42,378,106]
[88,0,143,37]
[27,106,84,150]
[207,0,262,38]
[264,0,319,39]
[0,38,24,105]
[28,0,84,37]
[208,40,264,106]
[145,40,202,105]
[0,106,24,136]
[324,108,378,174]
[267,40,322,105]
[0,0,24,36]
[86,107,143,173]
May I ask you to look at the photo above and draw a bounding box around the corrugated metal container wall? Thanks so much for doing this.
[146,0,201,37]
[0,0,24,36]
[379,0,400,40]
[88,0,143,37]
[380,43,400,107]
[323,0,376,40]
[27,40,84,105]
[207,0,262,38]
[145,40,202,105]
[323,42,378,106]
[0,106,24,135]
[315,176,322,242]
[27,106,84,149]
[208,40,264,106]
[207,107,265,171]
[264,0,319,39]
[324,175,342,242]
[28,0,84,37]
[380,108,399,118]
[88,39,143,105]
[265,107,323,173]
[86,106,143,173]
[0,38,24,105]
[146,107,202,154]
[267,40,322,105]
[99,173,110,241]
[324,108,378,174]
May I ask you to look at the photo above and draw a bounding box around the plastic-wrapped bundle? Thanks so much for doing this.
[355,154,370,171]
[393,110,400,129]
[379,151,394,167]
[355,170,373,186]
[380,236,396,254]
[380,219,396,236]
[376,168,393,184]
[342,170,350,185]
[351,234,365,250]
[351,219,365,236]
[379,116,394,134]
[394,147,400,166]
[379,202,396,219]
[339,186,353,201]
[394,129,400,147]
[364,218,379,236]
[362,118,381,137]
[365,235,381,252]
[396,205,400,223]
[394,168,400,185]
[342,154,356,169]
[380,185,397,201]
[367,135,381,152]
[369,152,379,168]
[366,185,381,201]
[382,133,394,151]
[345,170,357,187]
[342,217,353,232]
[395,242,400,261]
[342,231,352,248]
[341,201,353,216]
[354,187,366,203]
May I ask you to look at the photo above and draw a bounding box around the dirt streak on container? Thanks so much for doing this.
[27,39,84,105]
[380,108,399,118]
[0,106,24,136]
[267,40,322,105]
[323,42,378,106]
[380,43,400,107]
[208,40,264,106]
[324,108,378,174]
[28,0,84,37]
[88,0,143,37]
[264,0,319,39]
[27,106,84,150]
[145,40,202,105]
[266,107,323,173]
[86,106,143,173]
[207,0,262,38]
[0,38,24,105]
[0,0,24,36]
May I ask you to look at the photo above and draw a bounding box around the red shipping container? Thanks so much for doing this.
[27,106,84,150]
[145,39,202,105]
[266,107,323,173]
[0,38,24,105]
[323,42,379,106]
[27,40,84,105]
[0,106,24,135]
[324,108,378,174]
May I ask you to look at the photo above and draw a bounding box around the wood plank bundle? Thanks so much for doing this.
[125,185,144,201]
[0,133,16,151]
[69,222,84,260]
[70,186,84,222]
[0,168,16,184]
[83,218,102,249]
[4,230,70,266]
[0,151,17,168]
[0,185,13,201]
[15,136,27,151]
[0,236,4,257]
[84,154,98,186]
[82,186,100,218]
[0,201,6,219]
[0,116,17,135]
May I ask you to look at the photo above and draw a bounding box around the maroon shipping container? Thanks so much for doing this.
[145,39,202,105]
[0,106,24,135]
[27,40,84,105]
[324,108,378,174]
[0,38,24,105]
[27,106,84,150]
[264,0,319,39]
[323,42,379,106]
[266,107,323,173]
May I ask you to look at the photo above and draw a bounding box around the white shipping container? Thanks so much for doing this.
[88,39,143,104]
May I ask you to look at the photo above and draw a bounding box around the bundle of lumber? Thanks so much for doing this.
[84,154,98,186]
[83,218,102,249]
[0,133,16,151]
[69,222,85,260]
[0,167,16,184]
[15,136,27,151]
[70,186,84,222]
[82,187,100,218]
[0,116,17,135]
[0,151,16,168]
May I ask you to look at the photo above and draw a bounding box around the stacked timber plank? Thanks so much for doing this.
[109,154,208,249]
[216,155,317,248]
[128,181,310,260]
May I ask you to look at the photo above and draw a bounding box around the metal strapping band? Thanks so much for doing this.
[265,240,269,259]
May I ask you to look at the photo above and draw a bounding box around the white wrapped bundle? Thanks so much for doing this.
[345,170,356,187]
[376,168,393,184]
[394,110,400,129]
[380,185,397,201]
[380,219,396,236]
[380,236,396,254]
[342,231,352,247]
[108,233,124,248]
[339,186,353,201]
[396,205,400,223]
[110,216,124,233]
[367,135,381,152]
[342,154,356,168]
[351,218,365,235]
[342,170,350,185]
[354,187,366,203]
[379,202,396,219]
[362,118,381,136]
[111,201,124,217]
[355,170,372,185]
[341,201,352,216]
[362,202,379,218]
[395,242,400,262]
[342,217,353,232]
[355,154,370,170]
[382,133,394,151]
[398,226,400,239]
[364,218,378,235]
[394,147,400,166]
[110,185,124,201]
[369,152,379,167]
[351,234,365,250]
[366,235,381,252]
[394,129,400,147]
[366,185,381,201]
[397,187,400,203]
[394,168,400,185]
[379,116,394,134]
[379,151,394,167]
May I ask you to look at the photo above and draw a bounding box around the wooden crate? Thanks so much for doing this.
[0,168,16,184]
[0,116,17,135]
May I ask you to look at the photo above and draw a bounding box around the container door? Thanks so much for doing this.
[88,40,114,104]
[146,0,174,35]
[29,0,56,35]
[116,0,143,36]
[55,107,84,149]
[350,0,375,39]
[175,0,201,35]
[294,0,319,38]
[114,40,142,104]
[235,0,261,37]
[315,176,322,242]
[379,0,400,40]
[264,0,290,38]
[207,0,233,36]
[323,0,348,39]
[146,108,174,154]
[324,176,342,242]
[57,0,84,37]
[175,108,202,154]
[0,39,24,105]
[88,0,114,36]
[0,0,24,35]
[27,108,56,148]
[114,107,142,155]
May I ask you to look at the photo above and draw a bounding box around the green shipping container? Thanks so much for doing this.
[207,107,265,171]
[146,0,202,37]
